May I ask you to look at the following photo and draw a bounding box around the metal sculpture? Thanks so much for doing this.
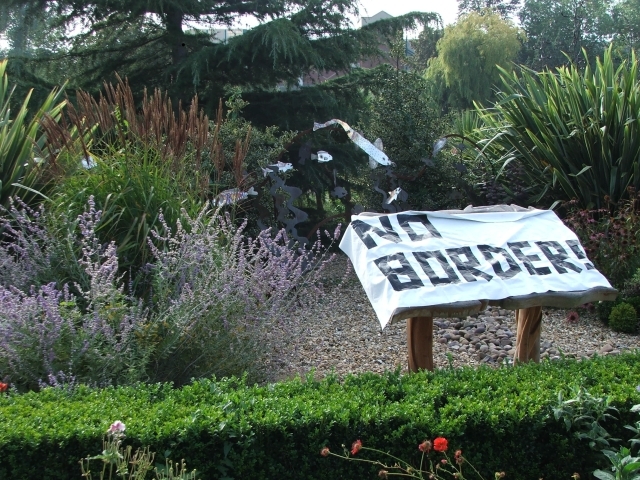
[215,119,463,247]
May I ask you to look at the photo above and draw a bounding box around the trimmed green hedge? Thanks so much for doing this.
[2,354,640,480]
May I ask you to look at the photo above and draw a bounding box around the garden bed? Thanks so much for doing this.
[262,255,640,382]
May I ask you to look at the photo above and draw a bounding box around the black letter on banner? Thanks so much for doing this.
[396,213,442,240]
[351,217,401,249]
[507,241,552,275]
[445,246,493,282]
[373,253,424,291]
[566,240,595,270]
[477,245,522,280]
[536,241,582,274]
[414,250,461,286]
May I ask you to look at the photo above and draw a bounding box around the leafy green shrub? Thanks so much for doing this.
[563,195,640,287]
[462,46,640,211]
[593,405,640,480]
[2,354,640,479]
[609,303,638,334]
[51,143,202,285]
[597,300,618,325]
[622,269,640,311]
[623,296,640,315]
[553,386,620,451]
[360,65,465,211]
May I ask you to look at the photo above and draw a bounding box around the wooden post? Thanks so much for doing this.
[407,316,434,372]
[514,306,542,363]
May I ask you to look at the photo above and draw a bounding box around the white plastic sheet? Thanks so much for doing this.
[313,119,393,166]
[339,208,612,329]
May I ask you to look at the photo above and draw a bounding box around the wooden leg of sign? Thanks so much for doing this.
[407,316,434,372]
[514,306,542,363]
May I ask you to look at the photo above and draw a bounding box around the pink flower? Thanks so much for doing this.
[419,440,432,453]
[351,439,362,455]
[320,447,330,457]
[107,420,126,435]
[566,311,579,323]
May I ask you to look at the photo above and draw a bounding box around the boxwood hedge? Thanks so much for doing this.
[2,353,640,480]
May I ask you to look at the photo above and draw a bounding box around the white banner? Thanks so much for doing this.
[339,208,612,329]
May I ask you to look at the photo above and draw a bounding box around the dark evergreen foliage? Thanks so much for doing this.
[1,0,438,114]
[518,0,614,70]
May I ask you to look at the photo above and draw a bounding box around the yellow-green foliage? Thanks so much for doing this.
[425,10,523,110]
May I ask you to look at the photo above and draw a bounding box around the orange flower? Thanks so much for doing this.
[351,439,362,455]
[419,440,432,453]
[0,383,8,392]
[320,447,330,457]
[433,437,448,452]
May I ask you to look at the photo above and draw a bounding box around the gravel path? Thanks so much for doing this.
[262,255,640,382]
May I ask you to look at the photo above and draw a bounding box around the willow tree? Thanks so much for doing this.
[425,10,522,111]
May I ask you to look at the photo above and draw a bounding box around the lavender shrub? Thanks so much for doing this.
[147,207,342,385]
[0,198,55,291]
[0,197,151,390]
[0,197,343,390]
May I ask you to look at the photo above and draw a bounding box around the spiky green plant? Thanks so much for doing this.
[51,142,203,293]
[462,46,640,211]
[0,59,67,207]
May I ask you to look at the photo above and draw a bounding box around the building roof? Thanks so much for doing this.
[360,11,393,28]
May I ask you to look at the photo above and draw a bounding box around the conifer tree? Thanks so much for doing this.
[1,0,437,118]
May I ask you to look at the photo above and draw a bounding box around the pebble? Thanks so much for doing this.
[258,256,640,382]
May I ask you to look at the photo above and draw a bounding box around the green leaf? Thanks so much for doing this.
[593,470,616,480]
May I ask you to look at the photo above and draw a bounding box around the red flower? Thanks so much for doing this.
[320,447,330,457]
[566,311,580,323]
[419,440,432,453]
[433,437,448,452]
[351,439,362,455]
[0,382,8,392]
